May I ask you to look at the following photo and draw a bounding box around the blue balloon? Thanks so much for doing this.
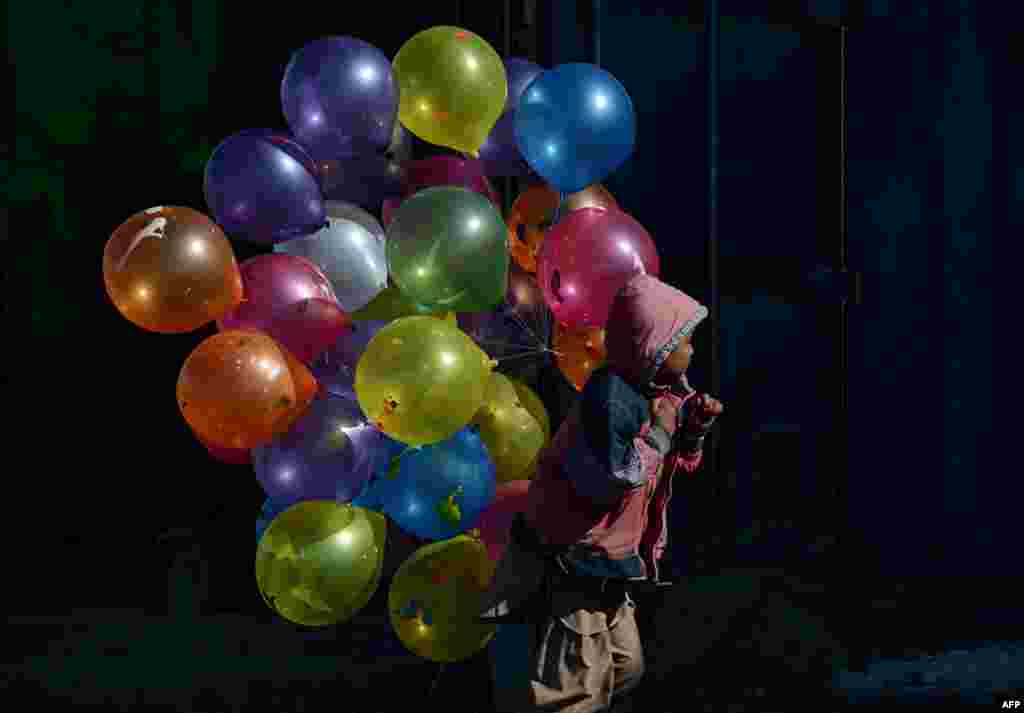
[514,63,636,194]
[370,427,496,541]
[311,320,390,399]
[348,428,408,511]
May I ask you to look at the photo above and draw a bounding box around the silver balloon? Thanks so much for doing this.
[385,122,414,165]
[274,216,388,313]
[324,200,386,244]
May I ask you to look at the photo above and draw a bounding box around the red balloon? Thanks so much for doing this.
[477,479,531,563]
[217,254,340,360]
[402,155,499,205]
[197,433,251,465]
[537,208,659,330]
[264,297,352,364]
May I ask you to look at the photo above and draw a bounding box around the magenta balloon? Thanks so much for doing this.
[477,479,531,563]
[536,207,660,330]
[402,156,499,205]
[264,297,352,364]
[281,37,398,159]
[217,254,338,339]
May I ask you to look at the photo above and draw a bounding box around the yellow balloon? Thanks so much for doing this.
[509,378,551,443]
[355,316,494,446]
[255,501,386,627]
[472,373,546,483]
[393,26,507,156]
[388,534,497,662]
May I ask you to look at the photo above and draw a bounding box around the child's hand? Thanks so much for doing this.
[650,397,679,436]
[687,394,724,431]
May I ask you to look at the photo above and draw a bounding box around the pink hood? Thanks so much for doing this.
[604,273,709,392]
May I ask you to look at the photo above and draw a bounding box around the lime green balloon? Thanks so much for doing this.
[355,315,494,446]
[393,26,507,156]
[387,187,509,313]
[388,534,497,662]
[255,501,386,627]
[471,373,546,483]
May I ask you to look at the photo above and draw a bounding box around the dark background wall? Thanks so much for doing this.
[8,0,1017,705]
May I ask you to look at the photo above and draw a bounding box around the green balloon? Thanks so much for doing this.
[388,535,497,662]
[355,316,494,446]
[255,501,386,627]
[386,187,509,313]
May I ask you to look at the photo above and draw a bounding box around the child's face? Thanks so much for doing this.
[654,335,693,384]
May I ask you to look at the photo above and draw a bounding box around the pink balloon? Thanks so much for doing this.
[477,479,531,563]
[402,156,499,205]
[537,207,660,330]
[217,254,339,356]
[197,433,251,465]
[264,297,352,364]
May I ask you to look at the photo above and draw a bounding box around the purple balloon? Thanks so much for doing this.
[252,391,380,503]
[310,320,389,399]
[478,58,544,178]
[504,57,544,112]
[318,151,406,212]
[204,131,326,244]
[281,37,398,160]
[234,129,320,182]
[478,112,535,178]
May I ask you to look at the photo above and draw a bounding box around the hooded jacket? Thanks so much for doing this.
[481,275,710,621]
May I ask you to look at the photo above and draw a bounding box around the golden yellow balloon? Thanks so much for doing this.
[472,373,546,484]
[393,26,507,156]
[255,501,386,627]
[388,534,497,662]
[355,316,494,446]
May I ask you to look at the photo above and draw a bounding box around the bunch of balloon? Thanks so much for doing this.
[216,253,352,366]
[389,534,497,662]
[354,316,495,447]
[470,373,546,484]
[553,324,608,392]
[281,37,405,213]
[537,207,660,330]
[506,183,618,275]
[204,130,327,244]
[256,500,387,627]
[273,201,389,314]
[392,27,508,158]
[477,58,544,178]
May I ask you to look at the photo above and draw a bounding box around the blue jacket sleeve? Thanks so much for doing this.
[563,369,650,502]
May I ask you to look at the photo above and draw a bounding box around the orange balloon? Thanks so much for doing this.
[507,184,618,274]
[176,330,318,450]
[553,324,607,391]
[103,206,243,333]
[507,185,559,274]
